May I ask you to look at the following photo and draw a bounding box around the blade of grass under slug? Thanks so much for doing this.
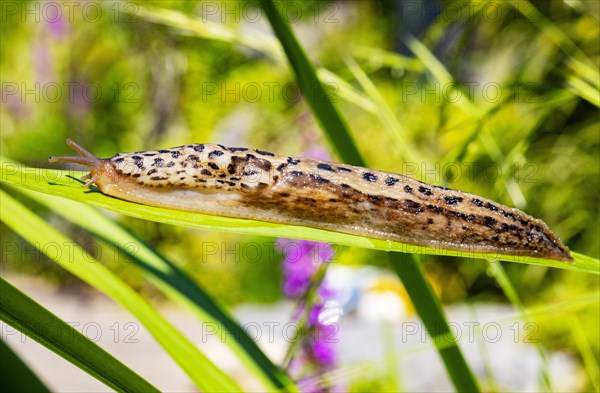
[256,2,482,391]
[0,190,242,392]
[11,186,295,392]
[2,163,598,273]
[0,277,159,393]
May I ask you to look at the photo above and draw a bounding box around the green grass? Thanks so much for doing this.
[0,338,50,393]
[1,189,242,392]
[11,184,294,391]
[0,277,160,393]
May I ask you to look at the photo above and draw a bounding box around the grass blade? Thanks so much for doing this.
[0,190,241,392]
[12,185,294,391]
[0,339,50,393]
[568,315,600,392]
[0,277,159,393]
[404,35,475,115]
[507,0,599,86]
[388,253,480,392]
[257,0,364,166]
[343,56,420,164]
[566,75,600,108]
[1,163,598,273]
[486,260,552,390]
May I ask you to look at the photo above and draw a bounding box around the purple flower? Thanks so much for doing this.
[308,305,323,326]
[317,284,336,300]
[278,238,339,368]
[283,274,311,298]
[278,240,333,298]
[310,326,337,368]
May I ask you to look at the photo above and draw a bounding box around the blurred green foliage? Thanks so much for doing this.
[1,1,598,388]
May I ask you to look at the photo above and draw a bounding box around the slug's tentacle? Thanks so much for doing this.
[48,139,101,169]
[48,155,99,167]
[66,138,97,159]
[48,139,573,262]
[49,139,104,187]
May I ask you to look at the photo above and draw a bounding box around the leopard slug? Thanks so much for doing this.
[49,139,573,261]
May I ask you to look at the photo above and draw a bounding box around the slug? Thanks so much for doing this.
[49,139,572,262]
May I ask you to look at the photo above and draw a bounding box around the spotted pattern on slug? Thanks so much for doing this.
[48,140,573,262]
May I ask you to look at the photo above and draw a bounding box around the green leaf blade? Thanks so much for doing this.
[0,277,159,393]
[0,189,242,392]
[257,0,365,167]
[14,185,295,391]
[2,164,596,273]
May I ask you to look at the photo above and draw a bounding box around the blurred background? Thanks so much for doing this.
[1,0,599,391]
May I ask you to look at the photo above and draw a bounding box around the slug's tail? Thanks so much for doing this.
[49,139,101,187]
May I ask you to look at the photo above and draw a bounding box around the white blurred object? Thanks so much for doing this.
[318,300,344,325]
[356,291,407,324]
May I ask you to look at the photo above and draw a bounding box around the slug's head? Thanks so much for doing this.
[49,139,114,189]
